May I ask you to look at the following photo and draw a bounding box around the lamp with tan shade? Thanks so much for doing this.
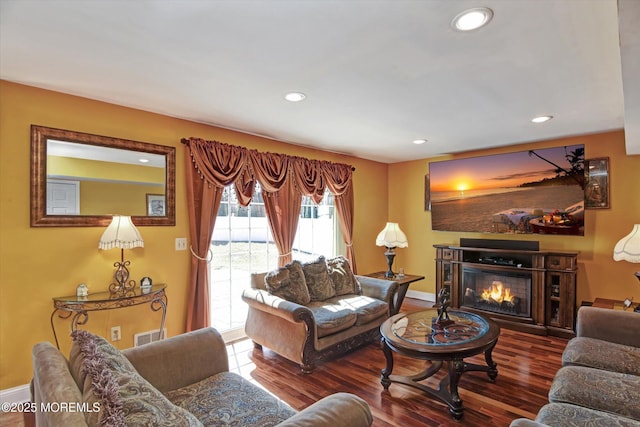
[613,224,640,312]
[99,215,144,295]
[376,222,408,278]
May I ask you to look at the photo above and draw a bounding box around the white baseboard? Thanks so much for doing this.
[0,384,30,404]
[406,289,435,302]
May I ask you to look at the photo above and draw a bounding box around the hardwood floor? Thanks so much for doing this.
[1,298,567,426]
[236,297,568,427]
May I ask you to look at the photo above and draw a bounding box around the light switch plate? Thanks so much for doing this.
[175,237,187,251]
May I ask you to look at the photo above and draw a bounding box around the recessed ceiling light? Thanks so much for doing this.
[139,158,150,163]
[284,92,306,102]
[452,7,493,31]
[531,115,554,123]
[412,139,428,145]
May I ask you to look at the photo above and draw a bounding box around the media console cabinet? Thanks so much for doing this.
[435,239,578,338]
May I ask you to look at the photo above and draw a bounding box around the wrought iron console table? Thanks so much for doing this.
[51,285,167,349]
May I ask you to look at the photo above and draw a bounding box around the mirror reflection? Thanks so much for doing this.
[31,125,175,227]
[47,140,166,216]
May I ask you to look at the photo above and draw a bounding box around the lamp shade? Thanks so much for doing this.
[99,216,144,250]
[613,224,640,263]
[375,222,408,248]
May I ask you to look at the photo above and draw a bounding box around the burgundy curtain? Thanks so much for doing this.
[182,138,249,331]
[249,150,302,267]
[263,178,302,266]
[322,161,357,272]
[182,137,355,329]
[292,157,325,203]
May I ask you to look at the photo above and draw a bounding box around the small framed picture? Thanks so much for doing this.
[584,157,610,209]
[146,194,166,216]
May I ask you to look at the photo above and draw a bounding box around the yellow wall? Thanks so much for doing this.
[48,156,165,184]
[80,181,160,216]
[2,80,638,391]
[49,154,166,215]
[388,132,640,306]
[0,81,388,389]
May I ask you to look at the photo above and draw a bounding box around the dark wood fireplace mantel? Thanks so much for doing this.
[434,240,578,338]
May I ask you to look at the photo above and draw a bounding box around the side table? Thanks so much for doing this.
[363,272,424,314]
[51,284,168,349]
[592,297,640,312]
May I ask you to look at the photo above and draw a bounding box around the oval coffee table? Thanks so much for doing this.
[380,308,500,420]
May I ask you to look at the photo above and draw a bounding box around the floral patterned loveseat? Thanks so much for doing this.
[31,327,373,426]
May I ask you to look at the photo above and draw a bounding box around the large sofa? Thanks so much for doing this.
[510,306,640,426]
[242,255,399,373]
[31,326,373,426]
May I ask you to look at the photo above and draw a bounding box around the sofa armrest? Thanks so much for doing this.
[31,342,87,427]
[357,275,398,304]
[122,327,228,394]
[277,393,373,427]
[576,306,640,347]
[242,288,314,323]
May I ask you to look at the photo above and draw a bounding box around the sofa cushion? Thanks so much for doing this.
[535,403,640,427]
[549,366,640,421]
[303,256,336,301]
[337,295,389,325]
[71,330,202,427]
[307,302,358,337]
[562,336,640,375]
[166,371,296,426]
[69,329,139,392]
[264,260,311,305]
[327,256,360,296]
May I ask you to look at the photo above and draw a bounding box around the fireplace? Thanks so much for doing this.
[461,266,532,319]
[435,239,578,337]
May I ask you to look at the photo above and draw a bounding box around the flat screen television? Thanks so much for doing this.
[429,145,585,235]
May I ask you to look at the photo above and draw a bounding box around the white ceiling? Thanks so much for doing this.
[1,0,638,163]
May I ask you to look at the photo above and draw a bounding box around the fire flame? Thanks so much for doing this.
[481,281,515,304]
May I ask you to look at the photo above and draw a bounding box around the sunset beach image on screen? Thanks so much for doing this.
[429,145,585,235]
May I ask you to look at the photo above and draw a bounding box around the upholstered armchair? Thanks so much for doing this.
[510,306,640,426]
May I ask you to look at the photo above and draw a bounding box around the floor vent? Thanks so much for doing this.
[134,328,166,347]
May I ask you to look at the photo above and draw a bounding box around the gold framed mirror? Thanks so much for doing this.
[31,125,175,227]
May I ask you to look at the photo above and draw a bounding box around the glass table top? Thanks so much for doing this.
[53,284,166,303]
[391,308,490,346]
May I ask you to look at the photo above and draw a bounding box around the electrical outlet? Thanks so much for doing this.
[110,326,121,341]
[175,237,187,251]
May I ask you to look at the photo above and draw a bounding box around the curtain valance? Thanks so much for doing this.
[181,137,354,202]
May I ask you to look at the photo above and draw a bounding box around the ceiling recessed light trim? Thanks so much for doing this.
[531,115,554,123]
[412,139,428,145]
[452,7,493,31]
[285,92,306,102]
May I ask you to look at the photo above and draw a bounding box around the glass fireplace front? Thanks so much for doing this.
[461,266,532,318]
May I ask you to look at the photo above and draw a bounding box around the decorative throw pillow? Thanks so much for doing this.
[302,256,336,301]
[327,256,360,296]
[264,260,311,305]
[71,330,202,427]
